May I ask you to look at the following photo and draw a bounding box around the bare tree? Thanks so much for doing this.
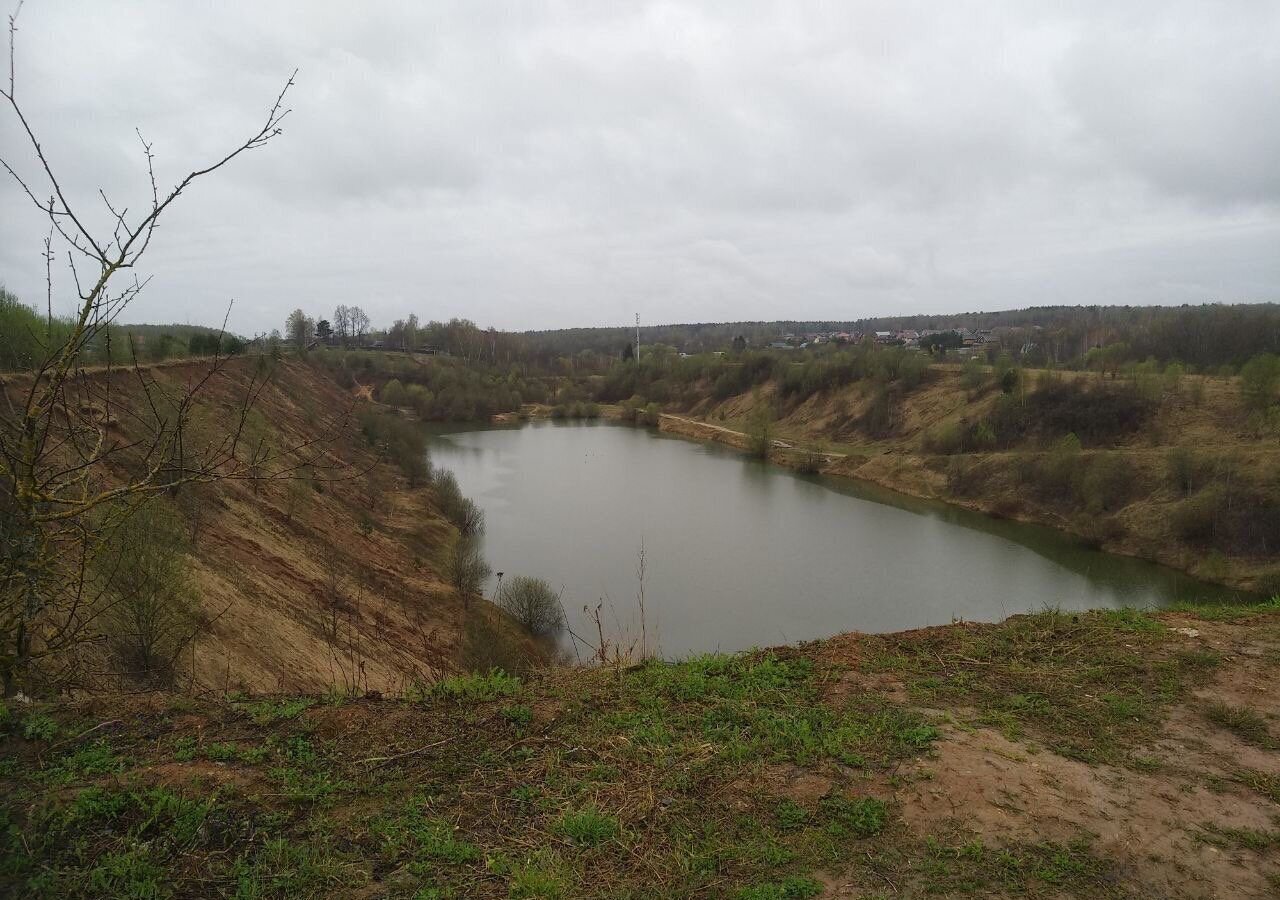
[350,306,370,345]
[446,535,491,607]
[333,305,352,346]
[0,6,311,694]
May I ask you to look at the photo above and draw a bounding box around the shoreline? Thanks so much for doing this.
[649,411,1262,596]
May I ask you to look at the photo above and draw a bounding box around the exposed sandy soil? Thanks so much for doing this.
[815,615,1280,899]
[22,357,471,694]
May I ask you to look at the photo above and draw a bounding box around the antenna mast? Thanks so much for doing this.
[635,313,640,363]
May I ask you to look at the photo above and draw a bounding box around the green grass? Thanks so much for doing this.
[41,741,126,785]
[737,875,823,899]
[556,806,620,847]
[819,796,888,839]
[431,670,522,703]
[918,836,1125,897]
[1166,596,1280,621]
[20,713,57,742]
[0,612,1249,898]
[508,851,570,899]
[232,837,352,898]
[236,697,315,726]
[500,704,534,727]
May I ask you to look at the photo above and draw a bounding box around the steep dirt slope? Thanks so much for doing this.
[62,356,472,693]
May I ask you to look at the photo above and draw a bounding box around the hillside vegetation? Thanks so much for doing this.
[625,354,1280,593]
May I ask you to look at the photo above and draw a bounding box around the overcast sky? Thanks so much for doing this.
[2,2,1278,335]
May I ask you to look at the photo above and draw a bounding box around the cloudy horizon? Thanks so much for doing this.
[2,1,1278,336]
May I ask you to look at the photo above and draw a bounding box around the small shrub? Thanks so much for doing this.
[380,378,410,406]
[795,443,825,474]
[1240,353,1280,412]
[1257,571,1280,599]
[745,398,775,460]
[22,712,58,741]
[500,704,534,727]
[497,576,566,639]
[447,535,491,599]
[1078,453,1135,513]
[461,611,537,675]
[1166,447,1203,497]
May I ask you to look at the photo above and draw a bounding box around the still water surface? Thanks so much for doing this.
[430,421,1242,658]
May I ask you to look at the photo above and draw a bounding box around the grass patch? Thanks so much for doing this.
[41,741,126,785]
[1166,596,1280,621]
[1235,770,1280,804]
[865,609,1219,763]
[0,784,223,895]
[918,835,1125,897]
[431,670,522,703]
[237,697,315,726]
[500,704,534,728]
[820,796,888,838]
[611,652,937,771]
[1,632,1206,898]
[557,805,620,847]
[232,836,352,898]
[737,875,823,899]
[1205,703,1276,749]
[1197,822,1280,851]
[508,851,571,898]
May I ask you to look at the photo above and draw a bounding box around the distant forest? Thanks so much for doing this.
[4,282,1277,375]
[520,303,1280,370]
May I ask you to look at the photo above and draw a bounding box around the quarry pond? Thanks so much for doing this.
[430,420,1244,659]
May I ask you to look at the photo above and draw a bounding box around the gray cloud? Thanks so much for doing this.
[1,1,1277,334]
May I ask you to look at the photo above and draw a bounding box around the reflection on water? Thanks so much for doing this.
[429,420,1245,659]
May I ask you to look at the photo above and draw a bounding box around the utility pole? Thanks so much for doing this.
[635,313,641,364]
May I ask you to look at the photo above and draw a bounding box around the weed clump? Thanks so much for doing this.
[556,806,620,847]
[1205,703,1275,749]
[431,669,521,703]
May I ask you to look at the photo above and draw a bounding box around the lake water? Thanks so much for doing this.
[429,420,1243,659]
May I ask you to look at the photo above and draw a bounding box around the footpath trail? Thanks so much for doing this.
[659,413,846,458]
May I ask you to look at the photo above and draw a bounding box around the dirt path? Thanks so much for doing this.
[659,412,845,457]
